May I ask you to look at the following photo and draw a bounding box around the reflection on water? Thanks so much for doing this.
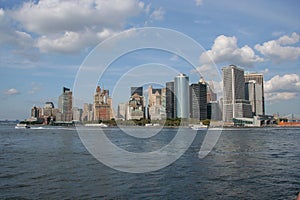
[0,125,299,199]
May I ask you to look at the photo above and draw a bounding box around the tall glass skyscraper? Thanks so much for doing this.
[174,73,189,119]
[166,81,175,119]
[190,77,207,120]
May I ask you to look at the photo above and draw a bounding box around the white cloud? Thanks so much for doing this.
[264,74,300,93]
[255,32,300,61]
[12,0,144,34]
[4,88,20,95]
[0,8,4,16]
[264,74,300,101]
[195,0,203,6]
[265,92,297,101]
[9,0,144,53]
[200,35,264,67]
[150,7,165,21]
[28,82,42,94]
[145,3,151,14]
[191,64,220,80]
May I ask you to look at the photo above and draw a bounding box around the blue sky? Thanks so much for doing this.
[0,0,299,120]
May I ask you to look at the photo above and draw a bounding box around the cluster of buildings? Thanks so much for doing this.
[28,64,273,126]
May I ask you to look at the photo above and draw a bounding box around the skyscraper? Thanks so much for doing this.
[93,86,112,121]
[244,73,265,116]
[81,103,93,122]
[190,77,207,120]
[58,87,73,121]
[174,73,189,119]
[166,81,175,119]
[128,86,145,120]
[222,65,252,122]
[147,85,165,120]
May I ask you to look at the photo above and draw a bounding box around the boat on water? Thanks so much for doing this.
[191,124,208,130]
[85,123,108,128]
[15,123,30,129]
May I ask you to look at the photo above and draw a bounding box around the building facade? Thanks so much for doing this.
[222,65,252,122]
[174,73,190,119]
[58,87,73,121]
[131,87,143,96]
[244,73,265,116]
[117,103,126,120]
[189,77,207,120]
[166,81,175,119]
[127,92,145,120]
[147,85,166,120]
[93,86,112,121]
[81,103,93,122]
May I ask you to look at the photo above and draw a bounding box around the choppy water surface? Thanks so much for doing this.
[0,125,299,199]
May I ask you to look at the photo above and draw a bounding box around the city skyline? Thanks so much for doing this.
[0,0,299,120]
[23,69,269,125]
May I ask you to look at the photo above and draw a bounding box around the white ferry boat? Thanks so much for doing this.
[191,124,208,130]
[85,123,108,128]
[15,124,30,129]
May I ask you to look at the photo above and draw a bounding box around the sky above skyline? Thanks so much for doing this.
[0,0,300,120]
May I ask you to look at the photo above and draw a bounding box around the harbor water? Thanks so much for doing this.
[0,125,299,199]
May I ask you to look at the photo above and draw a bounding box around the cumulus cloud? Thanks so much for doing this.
[265,92,297,101]
[35,30,111,53]
[200,35,264,67]
[255,32,300,62]
[195,0,204,6]
[4,88,20,95]
[28,82,42,94]
[150,7,165,21]
[11,0,144,34]
[264,74,300,101]
[191,64,220,81]
[264,74,300,93]
[7,0,144,53]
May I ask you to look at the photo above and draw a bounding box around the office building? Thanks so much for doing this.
[42,102,55,117]
[31,106,40,118]
[117,103,126,120]
[175,73,189,119]
[207,81,217,102]
[72,107,83,122]
[81,103,93,122]
[131,87,143,96]
[166,81,175,119]
[207,101,222,121]
[147,85,165,120]
[93,86,112,121]
[222,65,252,122]
[245,73,265,116]
[58,87,73,121]
[127,86,145,120]
[190,77,207,120]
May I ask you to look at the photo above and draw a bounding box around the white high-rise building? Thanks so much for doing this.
[174,73,189,119]
[222,65,252,122]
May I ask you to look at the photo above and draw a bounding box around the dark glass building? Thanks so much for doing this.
[131,87,143,96]
[166,81,175,119]
[189,78,207,120]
